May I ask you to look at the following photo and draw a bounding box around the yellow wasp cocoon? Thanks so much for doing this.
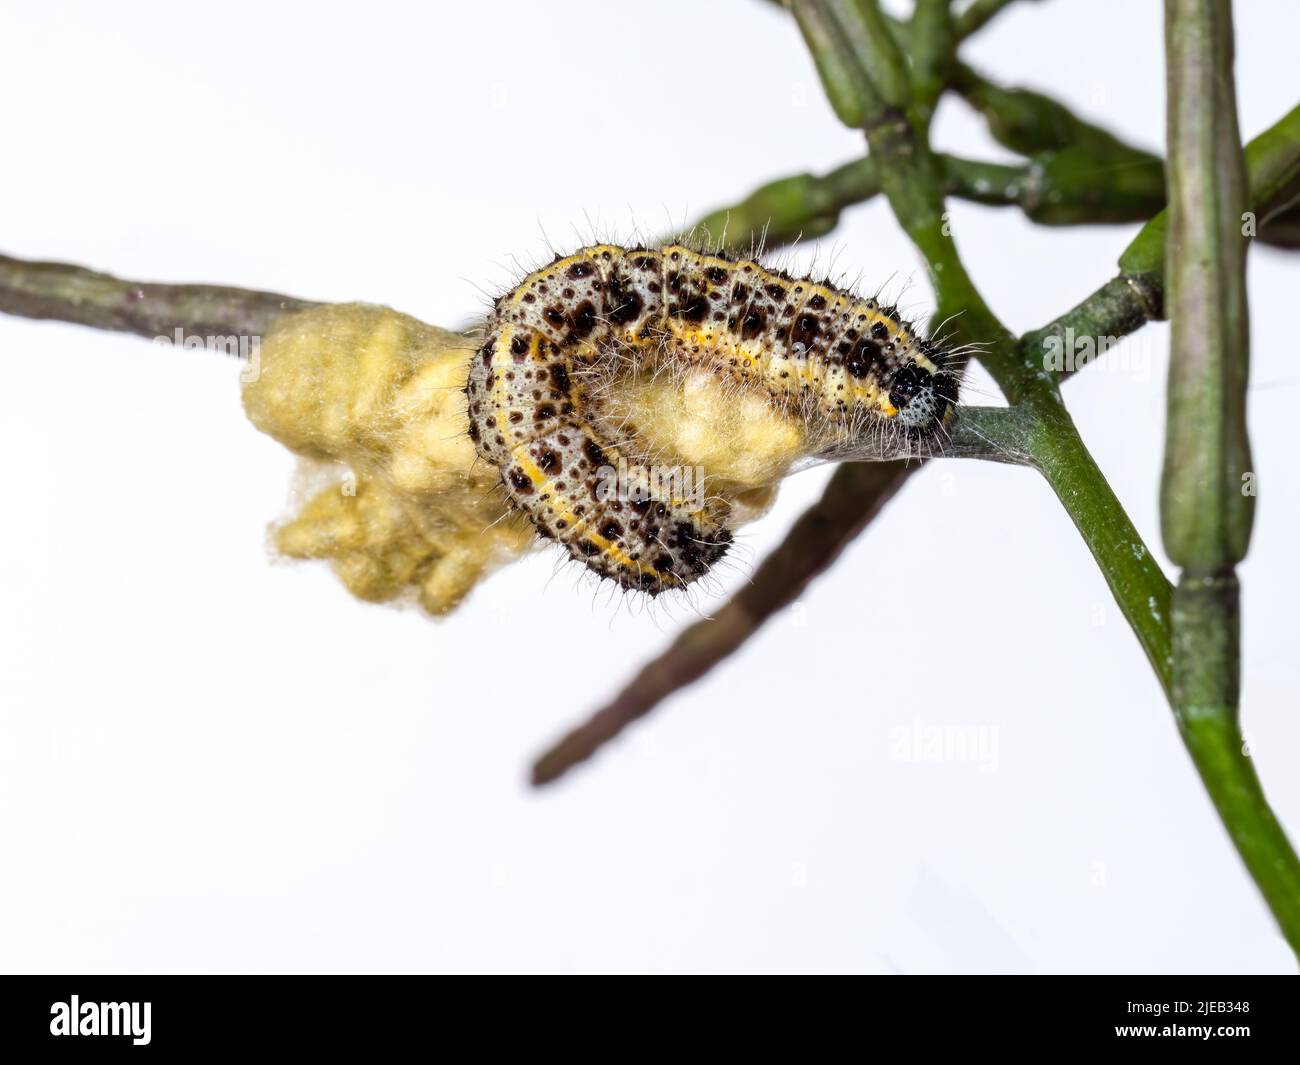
[242,303,533,616]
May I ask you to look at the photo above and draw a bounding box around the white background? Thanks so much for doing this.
[1,0,1296,974]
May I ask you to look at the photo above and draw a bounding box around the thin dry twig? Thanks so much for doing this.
[0,253,317,341]
[532,461,913,785]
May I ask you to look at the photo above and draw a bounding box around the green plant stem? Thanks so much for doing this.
[1242,103,1300,221]
[1020,275,1163,383]
[1171,576,1300,951]
[792,1,1015,363]
[791,0,883,129]
[953,60,1153,157]
[1029,102,1300,386]
[801,0,1300,930]
[690,157,881,251]
[767,2,1298,247]
[1256,202,1300,246]
[1029,398,1173,687]
[691,151,1167,256]
[953,0,1040,40]
[946,151,1166,225]
[1160,0,1298,953]
[1162,0,1253,568]
[773,4,1177,714]
[537,61,1300,794]
[908,0,955,120]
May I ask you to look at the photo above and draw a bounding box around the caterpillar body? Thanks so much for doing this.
[465,243,960,594]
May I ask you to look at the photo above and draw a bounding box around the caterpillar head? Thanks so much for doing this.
[889,358,961,434]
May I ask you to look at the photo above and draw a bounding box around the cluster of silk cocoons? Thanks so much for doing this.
[242,303,532,615]
[243,303,810,614]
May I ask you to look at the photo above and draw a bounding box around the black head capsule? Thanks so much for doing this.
[889,364,945,432]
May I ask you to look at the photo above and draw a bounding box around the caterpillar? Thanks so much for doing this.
[465,243,961,594]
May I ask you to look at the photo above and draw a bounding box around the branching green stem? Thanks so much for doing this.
[953,0,1040,41]
[787,0,1299,957]
[692,151,1166,257]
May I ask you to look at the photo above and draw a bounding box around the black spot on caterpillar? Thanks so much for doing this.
[466,244,961,594]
